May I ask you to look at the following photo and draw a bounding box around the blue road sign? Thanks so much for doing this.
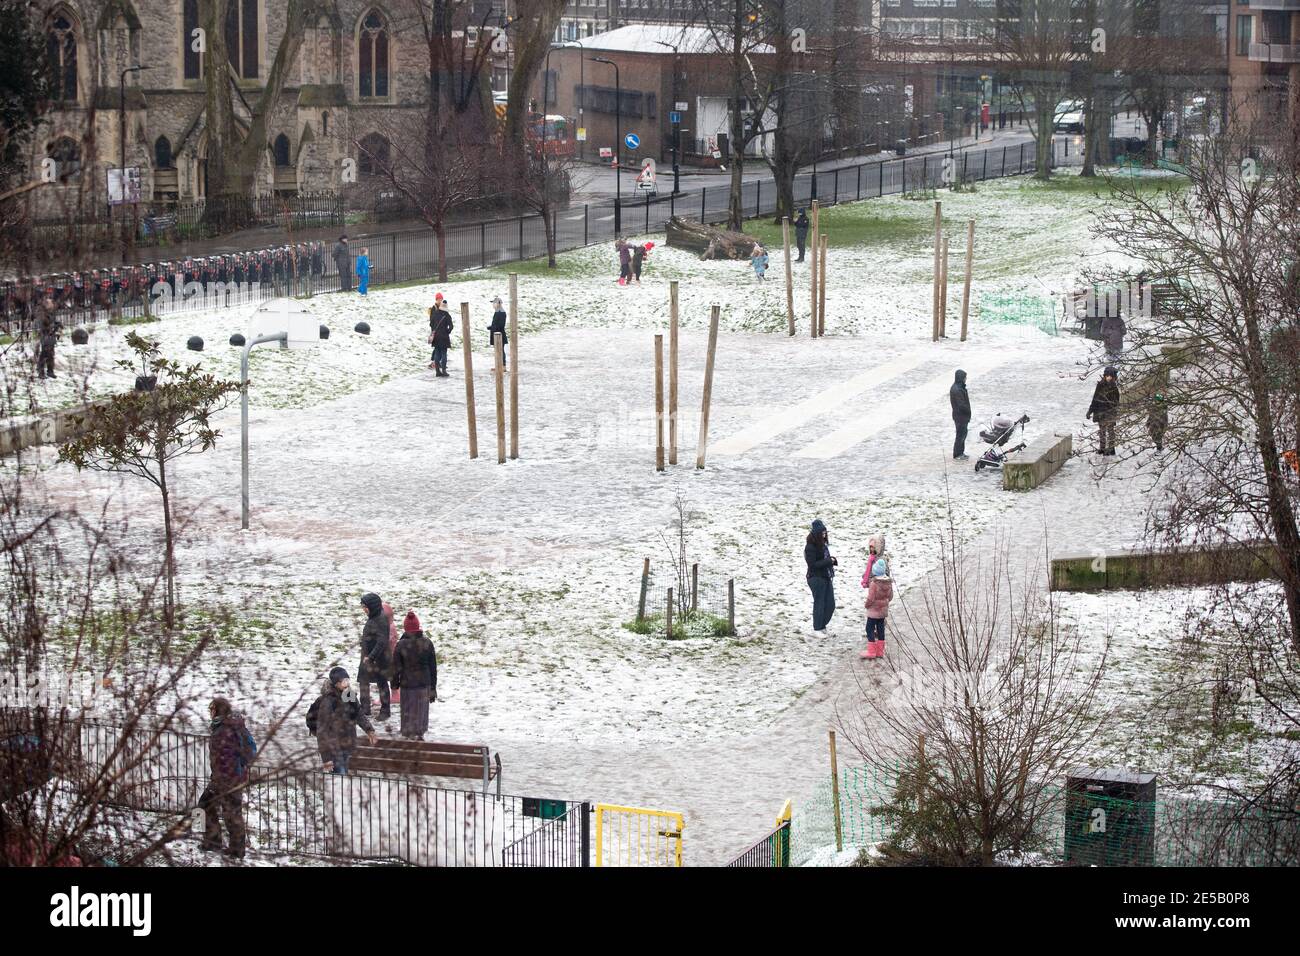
[625,132,640,150]
[669,112,681,124]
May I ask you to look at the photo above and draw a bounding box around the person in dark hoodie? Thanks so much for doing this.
[1101,310,1126,363]
[1147,391,1168,452]
[313,667,377,774]
[488,295,509,369]
[357,592,392,720]
[391,611,438,740]
[332,235,352,292]
[1087,366,1121,455]
[199,697,252,859]
[804,518,838,634]
[794,209,809,261]
[949,369,972,461]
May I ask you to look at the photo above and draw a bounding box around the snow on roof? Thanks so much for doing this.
[559,23,774,56]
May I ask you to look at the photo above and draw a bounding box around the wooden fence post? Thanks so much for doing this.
[818,233,828,336]
[961,218,975,342]
[493,333,506,464]
[782,217,795,336]
[666,587,674,639]
[810,201,820,337]
[940,235,950,338]
[460,303,477,459]
[830,729,844,853]
[655,333,665,472]
[727,578,735,635]
[669,281,679,465]
[509,272,519,459]
[691,562,699,613]
[637,557,650,620]
[696,305,720,469]
[932,200,942,342]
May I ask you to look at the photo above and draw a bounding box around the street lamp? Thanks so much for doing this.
[591,56,621,233]
[119,64,151,262]
[654,40,682,195]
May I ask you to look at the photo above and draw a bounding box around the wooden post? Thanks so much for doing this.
[932,200,942,342]
[818,233,828,336]
[493,333,506,464]
[460,303,477,459]
[782,217,795,336]
[727,577,735,635]
[637,557,650,620]
[509,272,519,459]
[655,334,665,472]
[690,562,699,612]
[666,587,674,639]
[696,305,720,469]
[961,218,974,342]
[939,235,950,338]
[810,201,820,337]
[669,281,679,465]
[829,729,844,853]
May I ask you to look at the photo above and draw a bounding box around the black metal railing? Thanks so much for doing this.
[726,819,791,867]
[501,801,592,866]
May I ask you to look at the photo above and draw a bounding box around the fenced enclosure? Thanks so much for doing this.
[4,138,1081,335]
[632,562,735,640]
[977,290,1062,337]
[787,762,1300,867]
[726,802,792,867]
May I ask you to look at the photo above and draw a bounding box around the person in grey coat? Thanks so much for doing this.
[949,369,972,460]
[391,611,438,740]
[332,236,352,292]
[313,668,377,774]
[1101,312,1126,363]
[804,519,838,633]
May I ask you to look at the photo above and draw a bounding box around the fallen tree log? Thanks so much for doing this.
[666,216,762,260]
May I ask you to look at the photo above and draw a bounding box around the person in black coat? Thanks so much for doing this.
[35,297,60,379]
[488,296,508,369]
[429,296,453,376]
[357,592,392,720]
[391,611,438,740]
[794,209,810,262]
[804,519,838,633]
[949,369,972,460]
[332,236,352,292]
[1147,391,1168,452]
[1087,366,1121,455]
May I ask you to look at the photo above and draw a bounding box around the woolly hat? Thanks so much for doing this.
[810,519,827,533]
[360,592,383,613]
[872,558,890,578]
[329,667,349,685]
[403,610,421,634]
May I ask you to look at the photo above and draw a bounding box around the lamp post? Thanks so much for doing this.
[654,40,682,195]
[119,64,150,262]
[592,56,621,233]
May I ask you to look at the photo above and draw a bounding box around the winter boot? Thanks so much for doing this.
[859,645,874,660]
[876,640,886,659]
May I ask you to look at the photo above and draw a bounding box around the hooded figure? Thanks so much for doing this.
[199,697,250,858]
[861,559,894,659]
[1087,366,1121,455]
[794,210,810,261]
[488,296,508,369]
[313,669,376,774]
[1147,391,1168,452]
[357,592,392,720]
[804,519,837,633]
[950,369,972,460]
[1101,312,1126,361]
[391,611,438,740]
[332,236,352,291]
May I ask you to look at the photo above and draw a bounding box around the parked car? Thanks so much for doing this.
[1054,101,1085,133]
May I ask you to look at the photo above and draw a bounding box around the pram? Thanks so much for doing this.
[974,413,1030,472]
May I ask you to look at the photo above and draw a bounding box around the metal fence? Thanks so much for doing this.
[726,819,791,867]
[636,565,735,639]
[3,138,1078,334]
[501,801,592,866]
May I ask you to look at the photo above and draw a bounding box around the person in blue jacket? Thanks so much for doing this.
[356,247,371,296]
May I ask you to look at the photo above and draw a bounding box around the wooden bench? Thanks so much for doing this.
[348,740,502,796]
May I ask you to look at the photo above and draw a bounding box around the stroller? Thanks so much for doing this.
[974,413,1030,472]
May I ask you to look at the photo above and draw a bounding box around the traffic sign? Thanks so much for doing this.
[669,112,681,125]
[624,132,640,150]
[675,101,688,112]
[577,127,587,142]
[599,146,612,159]
[636,158,657,189]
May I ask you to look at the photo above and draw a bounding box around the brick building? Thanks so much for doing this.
[1227,0,1300,129]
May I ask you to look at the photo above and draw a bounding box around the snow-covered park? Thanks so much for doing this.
[8,170,1294,864]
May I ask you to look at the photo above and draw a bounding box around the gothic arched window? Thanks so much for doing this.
[47,12,78,102]
[223,0,259,79]
[273,133,291,167]
[155,136,173,169]
[358,10,389,98]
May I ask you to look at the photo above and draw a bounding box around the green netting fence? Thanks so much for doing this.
[789,763,1300,867]
[977,291,1060,336]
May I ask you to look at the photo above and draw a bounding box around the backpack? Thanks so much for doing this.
[306,696,323,737]
[234,724,257,776]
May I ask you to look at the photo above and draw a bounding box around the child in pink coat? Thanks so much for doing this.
[860,535,883,589]
[861,557,894,659]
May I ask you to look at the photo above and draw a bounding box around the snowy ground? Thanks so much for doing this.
[13,169,1292,865]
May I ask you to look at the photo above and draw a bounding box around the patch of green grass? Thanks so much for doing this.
[108,312,160,326]
[745,207,929,251]
[621,610,733,640]
[0,334,12,345]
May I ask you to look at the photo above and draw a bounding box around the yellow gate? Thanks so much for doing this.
[594,804,684,867]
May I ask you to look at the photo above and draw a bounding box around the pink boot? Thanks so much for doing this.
[876,640,886,659]
[859,646,873,660]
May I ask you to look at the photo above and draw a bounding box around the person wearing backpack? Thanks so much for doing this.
[358,592,392,720]
[309,667,377,774]
[391,611,438,740]
[199,697,252,859]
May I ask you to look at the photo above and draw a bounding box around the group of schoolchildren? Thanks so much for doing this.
[615,238,655,285]
[804,519,895,660]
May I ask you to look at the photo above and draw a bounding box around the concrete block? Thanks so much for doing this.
[1003,433,1072,491]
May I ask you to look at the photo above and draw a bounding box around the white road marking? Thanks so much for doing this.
[792,353,1006,460]
[712,350,931,456]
